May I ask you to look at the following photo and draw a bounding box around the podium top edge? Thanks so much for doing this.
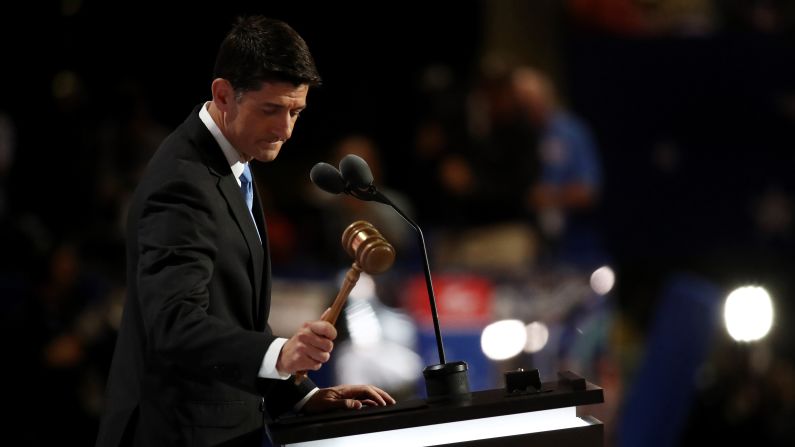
[269,380,604,444]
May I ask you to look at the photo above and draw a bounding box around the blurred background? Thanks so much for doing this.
[1,0,794,445]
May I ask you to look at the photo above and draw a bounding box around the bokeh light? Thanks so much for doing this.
[724,286,774,342]
[590,266,615,295]
[524,321,550,353]
[481,319,527,360]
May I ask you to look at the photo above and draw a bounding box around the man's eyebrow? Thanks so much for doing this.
[262,102,307,110]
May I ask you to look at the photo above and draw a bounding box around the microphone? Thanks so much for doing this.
[339,154,374,190]
[309,162,346,194]
[311,155,383,203]
[310,154,470,402]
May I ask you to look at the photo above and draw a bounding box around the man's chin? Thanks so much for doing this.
[254,148,281,162]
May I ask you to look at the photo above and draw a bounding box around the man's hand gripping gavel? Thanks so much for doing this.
[276,221,395,382]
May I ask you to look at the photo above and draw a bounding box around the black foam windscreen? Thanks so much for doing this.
[309,162,346,194]
[339,154,374,189]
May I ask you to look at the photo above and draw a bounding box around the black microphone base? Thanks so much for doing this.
[423,361,471,403]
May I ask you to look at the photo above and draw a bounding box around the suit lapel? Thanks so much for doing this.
[250,178,271,332]
[184,105,266,330]
[216,175,264,323]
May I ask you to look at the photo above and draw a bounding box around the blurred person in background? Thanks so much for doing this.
[96,16,393,447]
[94,79,172,241]
[512,67,604,268]
[3,237,116,445]
[408,117,479,227]
[465,67,541,225]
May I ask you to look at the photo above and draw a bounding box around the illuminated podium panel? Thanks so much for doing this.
[268,376,604,447]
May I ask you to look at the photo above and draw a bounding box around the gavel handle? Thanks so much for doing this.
[294,263,362,384]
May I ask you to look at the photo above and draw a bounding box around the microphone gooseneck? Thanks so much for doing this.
[369,191,446,365]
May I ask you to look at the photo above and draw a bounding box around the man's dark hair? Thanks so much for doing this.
[214,16,322,92]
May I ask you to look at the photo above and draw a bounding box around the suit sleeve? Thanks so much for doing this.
[136,176,272,395]
[259,375,318,419]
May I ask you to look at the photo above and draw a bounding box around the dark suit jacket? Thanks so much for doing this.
[96,105,316,447]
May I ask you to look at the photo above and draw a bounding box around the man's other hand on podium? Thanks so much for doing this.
[303,385,396,413]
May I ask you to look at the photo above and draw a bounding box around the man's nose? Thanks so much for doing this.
[272,112,293,141]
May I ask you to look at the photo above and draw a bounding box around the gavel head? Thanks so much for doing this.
[341,221,395,274]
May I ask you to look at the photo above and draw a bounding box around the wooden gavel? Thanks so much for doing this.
[294,221,395,383]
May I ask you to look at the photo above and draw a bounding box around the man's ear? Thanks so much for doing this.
[211,78,235,112]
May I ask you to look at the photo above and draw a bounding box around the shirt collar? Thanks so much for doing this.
[199,101,247,186]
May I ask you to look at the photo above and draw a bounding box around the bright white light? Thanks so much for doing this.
[346,299,382,347]
[724,286,774,342]
[590,266,615,295]
[481,319,527,360]
[524,321,550,353]
[285,406,588,447]
[349,272,376,300]
[345,273,382,347]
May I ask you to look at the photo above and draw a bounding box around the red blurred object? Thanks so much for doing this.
[568,0,648,36]
[402,274,493,329]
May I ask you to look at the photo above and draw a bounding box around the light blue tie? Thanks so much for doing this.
[240,164,261,242]
[240,163,254,213]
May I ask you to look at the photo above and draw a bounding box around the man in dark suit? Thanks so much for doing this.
[96,16,394,447]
